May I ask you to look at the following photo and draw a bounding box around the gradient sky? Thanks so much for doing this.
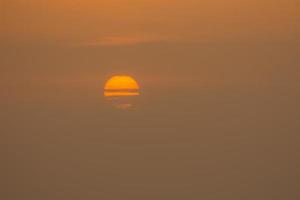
[2,0,299,42]
[1,0,300,93]
[1,1,300,199]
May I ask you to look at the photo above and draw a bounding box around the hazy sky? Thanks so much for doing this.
[1,0,300,91]
[2,0,299,43]
[1,1,300,199]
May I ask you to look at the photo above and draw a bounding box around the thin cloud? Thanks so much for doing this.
[79,34,175,46]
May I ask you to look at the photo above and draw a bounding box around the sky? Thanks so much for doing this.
[1,0,300,199]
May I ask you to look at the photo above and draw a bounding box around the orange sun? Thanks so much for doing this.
[104,75,140,97]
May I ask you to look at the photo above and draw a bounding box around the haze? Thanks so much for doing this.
[1,0,300,199]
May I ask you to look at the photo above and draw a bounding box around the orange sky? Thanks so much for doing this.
[2,0,299,45]
[1,0,299,102]
[1,2,300,200]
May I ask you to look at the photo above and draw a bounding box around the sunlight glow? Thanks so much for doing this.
[104,91,140,97]
[103,76,140,109]
[104,76,139,91]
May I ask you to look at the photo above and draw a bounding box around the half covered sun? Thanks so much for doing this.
[104,75,140,97]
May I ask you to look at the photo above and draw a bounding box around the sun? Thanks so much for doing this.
[104,75,140,97]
